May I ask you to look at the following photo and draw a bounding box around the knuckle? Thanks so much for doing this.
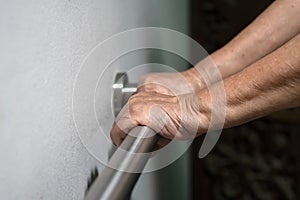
[170,95,179,104]
[128,94,140,105]
[128,95,142,114]
[139,73,157,85]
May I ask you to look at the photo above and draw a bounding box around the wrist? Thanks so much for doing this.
[181,67,206,92]
[180,47,243,93]
[179,92,211,136]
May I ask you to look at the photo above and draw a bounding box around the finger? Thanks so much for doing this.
[151,136,171,156]
[164,116,179,139]
[157,136,171,148]
[147,105,168,134]
[156,110,178,140]
[159,125,173,140]
[138,83,173,95]
[115,103,138,133]
[110,122,127,146]
[111,104,138,146]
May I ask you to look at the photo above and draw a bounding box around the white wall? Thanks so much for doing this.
[0,0,190,199]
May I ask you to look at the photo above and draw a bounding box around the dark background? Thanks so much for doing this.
[190,0,300,199]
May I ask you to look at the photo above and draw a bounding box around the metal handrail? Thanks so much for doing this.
[85,73,158,199]
[85,126,157,200]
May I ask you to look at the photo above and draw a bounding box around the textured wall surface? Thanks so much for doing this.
[0,0,190,199]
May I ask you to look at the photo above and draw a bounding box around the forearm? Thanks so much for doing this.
[112,33,300,144]
[217,0,300,76]
[197,33,300,133]
[185,0,300,90]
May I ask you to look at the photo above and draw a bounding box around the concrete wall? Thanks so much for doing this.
[0,0,190,199]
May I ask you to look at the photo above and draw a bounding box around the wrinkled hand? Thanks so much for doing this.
[137,68,204,95]
[110,92,202,149]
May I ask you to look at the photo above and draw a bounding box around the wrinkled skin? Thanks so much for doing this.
[110,92,203,149]
[110,0,300,149]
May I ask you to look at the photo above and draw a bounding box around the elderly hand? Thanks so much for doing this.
[109,0,300,154]
[110,92,205,149]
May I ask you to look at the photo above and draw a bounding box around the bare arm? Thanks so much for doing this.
[187,0,300,88]
[110,1,300,146]
[198,33,300,132]
[139,0,300,95]
[111,33,300,145]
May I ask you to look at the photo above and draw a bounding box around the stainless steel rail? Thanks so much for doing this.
[85,73,158,200]
[85,126,157,200]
